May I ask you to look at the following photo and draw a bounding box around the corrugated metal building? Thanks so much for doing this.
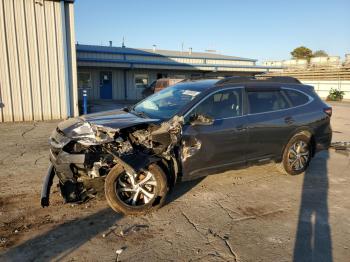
[77,44,283,101]
[0,0,77,122]
[0,0,282,122]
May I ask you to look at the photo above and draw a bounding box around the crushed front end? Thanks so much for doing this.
[41,115,184,207]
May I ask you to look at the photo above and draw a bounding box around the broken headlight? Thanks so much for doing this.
[49,128,71,149]
[72,122,115,146]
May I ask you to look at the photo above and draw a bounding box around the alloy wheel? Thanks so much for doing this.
[287,140,310,171]
[116,171,157,206]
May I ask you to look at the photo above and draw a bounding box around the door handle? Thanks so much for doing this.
[284,116,295,124]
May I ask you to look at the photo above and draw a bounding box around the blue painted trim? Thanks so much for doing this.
[76,48,257,62]
[77,57,282,70]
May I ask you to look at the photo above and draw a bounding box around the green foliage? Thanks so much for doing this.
[291,46,313,60]
[327,88,345,101]
[313,50,328,57]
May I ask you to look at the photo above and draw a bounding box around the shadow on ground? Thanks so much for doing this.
[166,177,204,204]
[1,176,203,261]
[1,208,120,261]
[293,151,332,262]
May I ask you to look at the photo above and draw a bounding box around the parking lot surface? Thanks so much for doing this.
[0,102,349,261]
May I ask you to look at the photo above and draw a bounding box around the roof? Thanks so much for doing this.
[76,44,257,62]
[175,79,219,90]
[180,76,302,87]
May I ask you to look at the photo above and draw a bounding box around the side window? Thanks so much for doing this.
[190,89,243,120]
[284,89,310,107]
[248,91,289,114]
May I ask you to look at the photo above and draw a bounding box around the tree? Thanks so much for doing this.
[313,50,328,57]
[291,46,313,60]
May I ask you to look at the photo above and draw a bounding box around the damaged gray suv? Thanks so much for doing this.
[41,76,332,215]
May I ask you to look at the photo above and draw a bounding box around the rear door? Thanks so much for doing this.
[180,87,248,180]
[245,86,294,161]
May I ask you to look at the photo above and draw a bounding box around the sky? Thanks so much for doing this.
[74,0,350,63]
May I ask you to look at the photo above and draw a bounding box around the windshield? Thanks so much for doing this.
[133,84,202,119]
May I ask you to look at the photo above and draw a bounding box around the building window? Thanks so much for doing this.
[135,74,149,88]
[78,72,92,89]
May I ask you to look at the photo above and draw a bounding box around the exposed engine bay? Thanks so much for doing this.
[41,114,184,207]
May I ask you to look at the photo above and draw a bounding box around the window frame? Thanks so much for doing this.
[134,74,149,89]
[184,86,245,122]
[282,87,312,108]
[246,86,314,115]
[78,71,92,89]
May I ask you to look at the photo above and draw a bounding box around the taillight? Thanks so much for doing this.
[324,107,332,117]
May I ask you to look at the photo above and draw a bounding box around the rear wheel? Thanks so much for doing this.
[277,134,311,175]
[105,163,168,215]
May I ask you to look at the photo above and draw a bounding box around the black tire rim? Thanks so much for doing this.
[287,140,310,171]
[115,171,157,207]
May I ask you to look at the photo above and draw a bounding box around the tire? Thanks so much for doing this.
[277,133,312,175]
[105,163,169,215]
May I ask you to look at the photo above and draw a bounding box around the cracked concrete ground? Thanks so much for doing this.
[0,102,350,261]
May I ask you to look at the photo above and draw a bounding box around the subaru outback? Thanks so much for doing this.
[41,76,332,215]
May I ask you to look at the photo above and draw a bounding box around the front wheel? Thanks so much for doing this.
[277,134,312,175]
[105,163,169,215]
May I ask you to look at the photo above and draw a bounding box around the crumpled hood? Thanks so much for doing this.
[57,109,160,139]
[81,109,159,129]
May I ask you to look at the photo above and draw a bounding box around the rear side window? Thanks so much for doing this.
[284,89,310,107]
[248,91,289,114]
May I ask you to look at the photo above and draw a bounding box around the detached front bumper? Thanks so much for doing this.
[40,164,55,207]
[49,148,85,183]
[41,128,86,207]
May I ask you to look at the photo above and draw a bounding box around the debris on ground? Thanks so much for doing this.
[121,224,149,236]
[115,246,127,262]
[102,224,149,238]
[330,142,350,150]
[330,142,350,155]
[0,237,8,246]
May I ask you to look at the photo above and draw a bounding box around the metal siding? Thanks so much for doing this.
[55,1,67,118]
[0,0,13,121]
[14,0,33,121]
[65,2,78,117]
[92,69,99,99]
[0,0,75,122]
[4,0,23,121]
[112,70,124,100]
[35,0,52,120]
[24,0,43,120]
[45,0,60,119]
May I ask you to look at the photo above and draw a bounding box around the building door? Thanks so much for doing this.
[100,71,112,99]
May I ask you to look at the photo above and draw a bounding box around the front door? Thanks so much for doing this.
[180,87,248,180]
[100,71,112,99]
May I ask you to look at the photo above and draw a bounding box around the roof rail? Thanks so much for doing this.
[215,76,301,86]
[180,76,224,82]
[215,76,254,86]
[257,76,301,84]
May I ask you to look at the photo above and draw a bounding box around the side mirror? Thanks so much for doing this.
[189,114,214,126]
